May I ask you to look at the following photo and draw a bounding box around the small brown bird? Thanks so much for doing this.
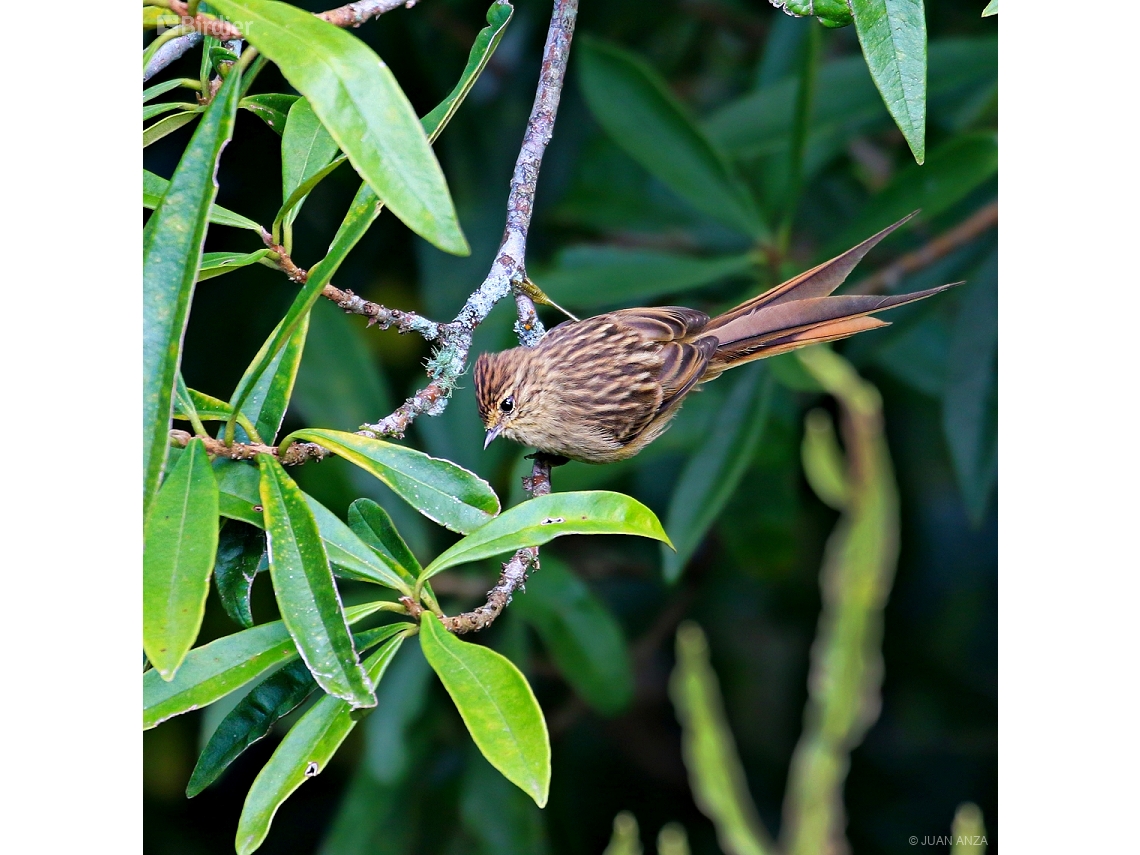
[476,214,955,464]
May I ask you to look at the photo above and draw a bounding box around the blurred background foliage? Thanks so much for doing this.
[144,0,996,852]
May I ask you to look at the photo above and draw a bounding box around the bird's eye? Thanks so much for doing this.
[500,395,515,414]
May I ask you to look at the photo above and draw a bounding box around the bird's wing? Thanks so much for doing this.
[605,306,710,341]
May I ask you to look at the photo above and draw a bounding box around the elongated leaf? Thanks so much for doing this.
[143,68,240,508]
[824,132,997,255]
[257,454,375,708]
[187,623,407,797]
[229,313,310,444]
[198,249,271,281]
[513,556,634,715]
[143,439,221,679]
[214,521,267,628]
[706,38,994,159]
[290,429,500,534]
[851,0,927,163]
[943,247,997,524]
[420,614,550,806]
[305,495,410,590]
[422,491,672,581]
[578,37,764,237]
[671,622,774,855]
[213,459,410,590]
[663,366,773,582]
[142,601,385,729]
[235,632,408,855]
[144,78,197,102]
[277,154,347,235]
[209,0,467,255]
[421,1,513,133]
[535,248,755,310]
[280,97,341,230]
[241,93,299,135]
[348,498,421,580]
[144,101,199,121]
[144,168,263,232]
[143,109,201,147]
[981,0,997,15]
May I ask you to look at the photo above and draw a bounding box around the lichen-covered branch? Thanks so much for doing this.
[401,454,556,634]
[360,0,579,439]
[145,0,422,81]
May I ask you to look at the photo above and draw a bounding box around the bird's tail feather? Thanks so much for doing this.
[699,211,958,374]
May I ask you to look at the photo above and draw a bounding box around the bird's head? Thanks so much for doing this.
[474,349,537,449]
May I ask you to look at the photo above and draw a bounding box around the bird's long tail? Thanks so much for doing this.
[702,212,957,375]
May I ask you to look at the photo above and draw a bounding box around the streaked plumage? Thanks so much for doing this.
[475,214,955,464]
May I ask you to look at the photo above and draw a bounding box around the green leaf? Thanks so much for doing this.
[670,622,775,855]
[421,1,513,134]
[824,132,997,255]
[662,366,773,583]
[235,631,408,855]
[290,429,500,534]
[214,521,267,628]
[421,491,672,582]
[142,601,387,729]
[187,623,406,798]
[706,38,994,160]
[240,93,299,135]
[143,438,221,679]
[535,248,755,311]
[512,556,634,715]
[276,154,347,238]
[144,101,199,121]
[942,247,997,524]
[851,0,928,163]
[213,459,411,591]
[257,454,375,708]
[348,498,421,580]
[144,78,198,102]
[143,109,201,147]
[305,495,411,590]
[144,168,263,232]
[229,313,310,444]
[279,97,341,232]
[981,0,997,16]
[419,614,550,807]
[198,249,272,281]
[142,68,240,509]
[578,37,765,237]
[209,0,468,255]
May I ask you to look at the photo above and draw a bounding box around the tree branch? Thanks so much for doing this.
[361,0,578,439]
[400,454,557,634]
[145,0,422,81]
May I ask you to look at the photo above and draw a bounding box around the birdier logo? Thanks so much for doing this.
[155,16,253,35]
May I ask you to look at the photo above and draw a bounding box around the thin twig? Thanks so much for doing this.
[361,0,578,439]
[401,455,556,634]
[145,0,422,81]
[169,429,328,464]
[848,201,998,295]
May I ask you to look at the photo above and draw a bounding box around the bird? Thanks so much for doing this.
[475,213,956,465]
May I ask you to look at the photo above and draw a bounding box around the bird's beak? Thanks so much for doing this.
[484,424,503,450]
